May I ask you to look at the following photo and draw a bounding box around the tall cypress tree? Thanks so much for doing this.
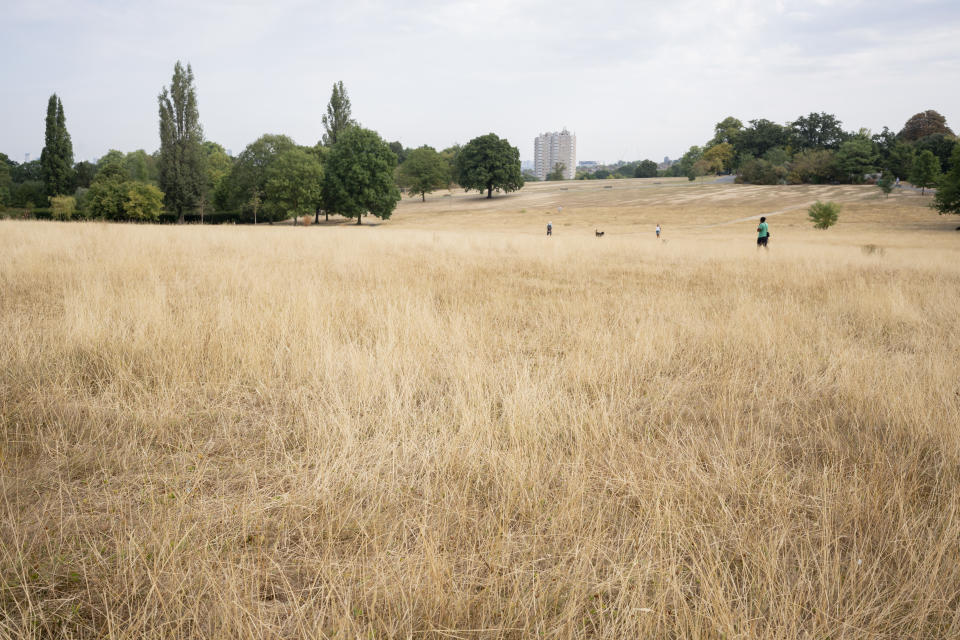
[158,61,204,223]
[40,94,74,197]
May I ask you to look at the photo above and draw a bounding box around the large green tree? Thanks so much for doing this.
[456,133,523,199]
[220,134,296,218]
[322,126,400,225]
[634,159,659,178]
[85,160,163,221]
[397,146,448,201]
[836,136,877,182]
[158,61,204,222]
[40,94,74,196]
[789,112,847,150]
[932,143,960,216]
[910,149,941,195]
[899,110,954,141]
[263,147,324,221]
[321,81,356,147]
[710,116,743,146]
[886,142,916,180]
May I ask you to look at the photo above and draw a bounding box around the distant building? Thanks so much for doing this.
[534,129,576,180]
[24,152,30,163]
[578,160,599,171]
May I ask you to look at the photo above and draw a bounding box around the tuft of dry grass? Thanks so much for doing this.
[2,183,960,638]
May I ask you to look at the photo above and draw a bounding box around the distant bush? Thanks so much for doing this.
[808,201,841,229]
[50,195,77,220]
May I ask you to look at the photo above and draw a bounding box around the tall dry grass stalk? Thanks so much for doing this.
[2,219,959,638]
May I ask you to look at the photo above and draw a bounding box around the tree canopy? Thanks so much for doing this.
[263,147,323,220]
[456,134,523,199]
[910,149,941,195]
[397,146,448,201]
[932,143,960,216]
[322,126,400,224]
[220,134,296,216]
[158,61,204,222]
[899,110,954,142]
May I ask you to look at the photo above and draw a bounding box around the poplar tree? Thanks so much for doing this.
[158,61,204,223]
[40,94,74,196]
[321,81,355,147]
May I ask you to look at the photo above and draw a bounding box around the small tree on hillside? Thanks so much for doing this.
[545,163,565,181]
[456,133,523,199]
[808,200,840,229]
[397,146,448,201]
[910,150,941,195]
[932,143,960,216]
[877,173,894,197]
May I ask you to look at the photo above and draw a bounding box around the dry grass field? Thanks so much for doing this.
[2,179,960,638]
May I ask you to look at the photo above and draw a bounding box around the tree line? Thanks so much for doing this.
[668,111,957,193]
[0,63,524,223]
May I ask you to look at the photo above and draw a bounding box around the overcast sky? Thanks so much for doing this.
[2,0,958,164]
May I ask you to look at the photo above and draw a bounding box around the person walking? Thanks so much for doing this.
[656,223,661,240]
[757,216,770,248]
[547,221,553,236]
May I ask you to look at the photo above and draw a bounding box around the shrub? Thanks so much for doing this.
[808,200,841,229]
[50,195,77,220]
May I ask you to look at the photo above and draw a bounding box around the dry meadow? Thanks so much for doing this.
[2,179,960,638]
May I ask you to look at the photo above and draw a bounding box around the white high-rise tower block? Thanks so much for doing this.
[534,129,576,181]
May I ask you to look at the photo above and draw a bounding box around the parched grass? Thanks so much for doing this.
[2,184,960,637]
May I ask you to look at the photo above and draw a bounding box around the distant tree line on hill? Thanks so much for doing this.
[1,64,523,223]
[667,110,958,191]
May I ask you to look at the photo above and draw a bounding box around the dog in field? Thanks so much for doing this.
[595,230,605,237]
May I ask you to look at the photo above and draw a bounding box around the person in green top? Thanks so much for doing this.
[757,216,769,248]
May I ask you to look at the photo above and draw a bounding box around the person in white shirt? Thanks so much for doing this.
[656,224,661,239]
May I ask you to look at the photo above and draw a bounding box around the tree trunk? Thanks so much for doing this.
[356,214,362,226]
[421,192,425,202]
[314,207,320,225]
[177,207,184,224]
[487,184,492,199]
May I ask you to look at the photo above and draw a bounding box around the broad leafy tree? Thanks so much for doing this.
[789,112,847,150]
[73,161,97,189]
[263,147,323,221]
[910,150,941,195]
[932,143,960,216]
[634,159,658,178]
[86,160,163,221]
[323,126,400,224]
[397,146,448,201]
[221,134,296,215]
[440,144,462,186]
[546,163,565,181]
[836,137,877,182]
[734,119,790,162]
[701,143,734,173]
[914,134,957,173]
[899,110,953,141]
[158,61,204,222]
[40,94,74,196]
[456,133,523,198]
[886,142,916,180]
[321,81,355,147]
[710,117,743,146]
